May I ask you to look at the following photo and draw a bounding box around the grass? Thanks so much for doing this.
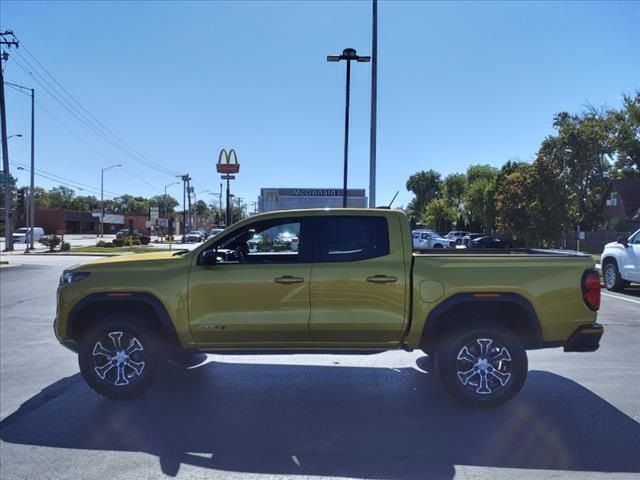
[71,246,160,254]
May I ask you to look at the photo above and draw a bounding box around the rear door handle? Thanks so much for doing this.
[367,275,398,284]
[274,275,305,284]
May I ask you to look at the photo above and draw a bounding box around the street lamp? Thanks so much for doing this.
[327,48,370,208]
[164,181,180,219]
[163,181,179,237]
[100,164,121,237]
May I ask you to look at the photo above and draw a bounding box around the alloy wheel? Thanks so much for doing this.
[456,337,513,395]
[92,331,146,386]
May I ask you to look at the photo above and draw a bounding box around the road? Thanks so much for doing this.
[0,255,639,480]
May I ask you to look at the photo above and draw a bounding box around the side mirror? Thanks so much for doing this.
[199,249,218,266]
[617,236,629,247]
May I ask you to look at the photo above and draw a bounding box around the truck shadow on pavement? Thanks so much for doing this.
[1,358,639,479]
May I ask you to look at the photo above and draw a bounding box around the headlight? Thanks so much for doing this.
[59,271,91,286]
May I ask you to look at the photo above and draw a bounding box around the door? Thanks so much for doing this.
[189,217,312,347]
[624,230,640,282]
[309,215,407,346]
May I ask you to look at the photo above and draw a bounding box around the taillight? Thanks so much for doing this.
[581,269,601,311]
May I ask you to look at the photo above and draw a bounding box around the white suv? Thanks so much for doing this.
[601,228,640,291]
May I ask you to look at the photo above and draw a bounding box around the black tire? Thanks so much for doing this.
[603,260,625,292]
[78,314,166,398]
[433,243,443,248]
[435,326,527,408]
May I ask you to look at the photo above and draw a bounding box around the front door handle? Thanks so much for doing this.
[367,275,398,284]
[274,275,305,284]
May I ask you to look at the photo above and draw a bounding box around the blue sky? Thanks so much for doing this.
[2,0,638,209]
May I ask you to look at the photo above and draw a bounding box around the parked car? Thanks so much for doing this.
[469,236,512,249]
[412,229,455,249]
[12,227,45,243]
[209,228,224,238]
[274,231,299,251]
[56,208,602,407]
[185,230,204,242]
[601,228,640,291]
[116,228,140,240]
[247,233,263,252]
[445,230,470,245]
[462,233,485,247]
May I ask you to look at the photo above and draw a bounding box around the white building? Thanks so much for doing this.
[258,188,367,213]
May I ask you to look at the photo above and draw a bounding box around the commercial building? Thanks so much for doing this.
[258,188,367,213]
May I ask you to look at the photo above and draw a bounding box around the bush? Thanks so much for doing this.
[96,240,106,247]
[113,238,125,247]
[60,242,71,252]
[104,242,115,248]
[139,235,151,245]
[166,235,174,242]
[40,235,61,252]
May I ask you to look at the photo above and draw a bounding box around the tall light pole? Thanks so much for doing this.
[100,164,121,237]
[369,0,378,208]
[163,181,179,221]
[327,48,370,208]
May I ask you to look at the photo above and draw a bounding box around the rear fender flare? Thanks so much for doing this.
[421,293,543,350]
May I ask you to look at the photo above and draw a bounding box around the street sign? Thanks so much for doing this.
[221,175,236,180]
[149,206,159,220]
[0,174,16,185]
[217,149,240,174]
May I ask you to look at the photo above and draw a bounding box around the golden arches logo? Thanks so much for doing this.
[216,148,240,174]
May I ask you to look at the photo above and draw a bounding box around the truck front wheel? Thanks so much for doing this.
[603,260,626,291]
[78,314,166,398]
[435,327,527,408]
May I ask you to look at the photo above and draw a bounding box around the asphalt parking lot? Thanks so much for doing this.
[0,255,639,480]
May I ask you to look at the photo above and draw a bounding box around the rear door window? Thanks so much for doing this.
[315,216,390,262]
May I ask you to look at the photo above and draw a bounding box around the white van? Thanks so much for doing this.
[12,227,45,243]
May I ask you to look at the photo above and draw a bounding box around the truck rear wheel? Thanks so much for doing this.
[78,314,166,398]
[435,326,527,408]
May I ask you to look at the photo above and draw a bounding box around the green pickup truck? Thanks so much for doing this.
[55,208,603,407]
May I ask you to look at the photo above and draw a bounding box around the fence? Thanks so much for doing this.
[562,231,632,254]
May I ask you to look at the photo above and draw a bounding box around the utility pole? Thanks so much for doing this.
[187,180,193,232]
[178,174,190,238]
[1,31,19,252]
[369,0,378,208]
[28,87,34,249]
[219,183,223,225]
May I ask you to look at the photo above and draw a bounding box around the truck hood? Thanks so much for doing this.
[71,250,190,269]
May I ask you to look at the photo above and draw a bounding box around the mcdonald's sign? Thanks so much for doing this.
[217,148,240,174]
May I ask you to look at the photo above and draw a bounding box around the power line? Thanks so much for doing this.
[7,41,180,177]
[9,160,122,197]
[19,43,180,177]
[5,84,161,194]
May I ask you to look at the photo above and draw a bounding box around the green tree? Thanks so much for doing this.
[495,161,567,247]
[442,173,467,209]
[406,170,442,223]
[464,164,499,232]
[538,109,612,231]
[610,91,640,178]
[69,195,99,212]
[424,197,457,232]
[33,187,50,209]
[149,194,179,214]
[194,200,210,216]
[47,186,75,209]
